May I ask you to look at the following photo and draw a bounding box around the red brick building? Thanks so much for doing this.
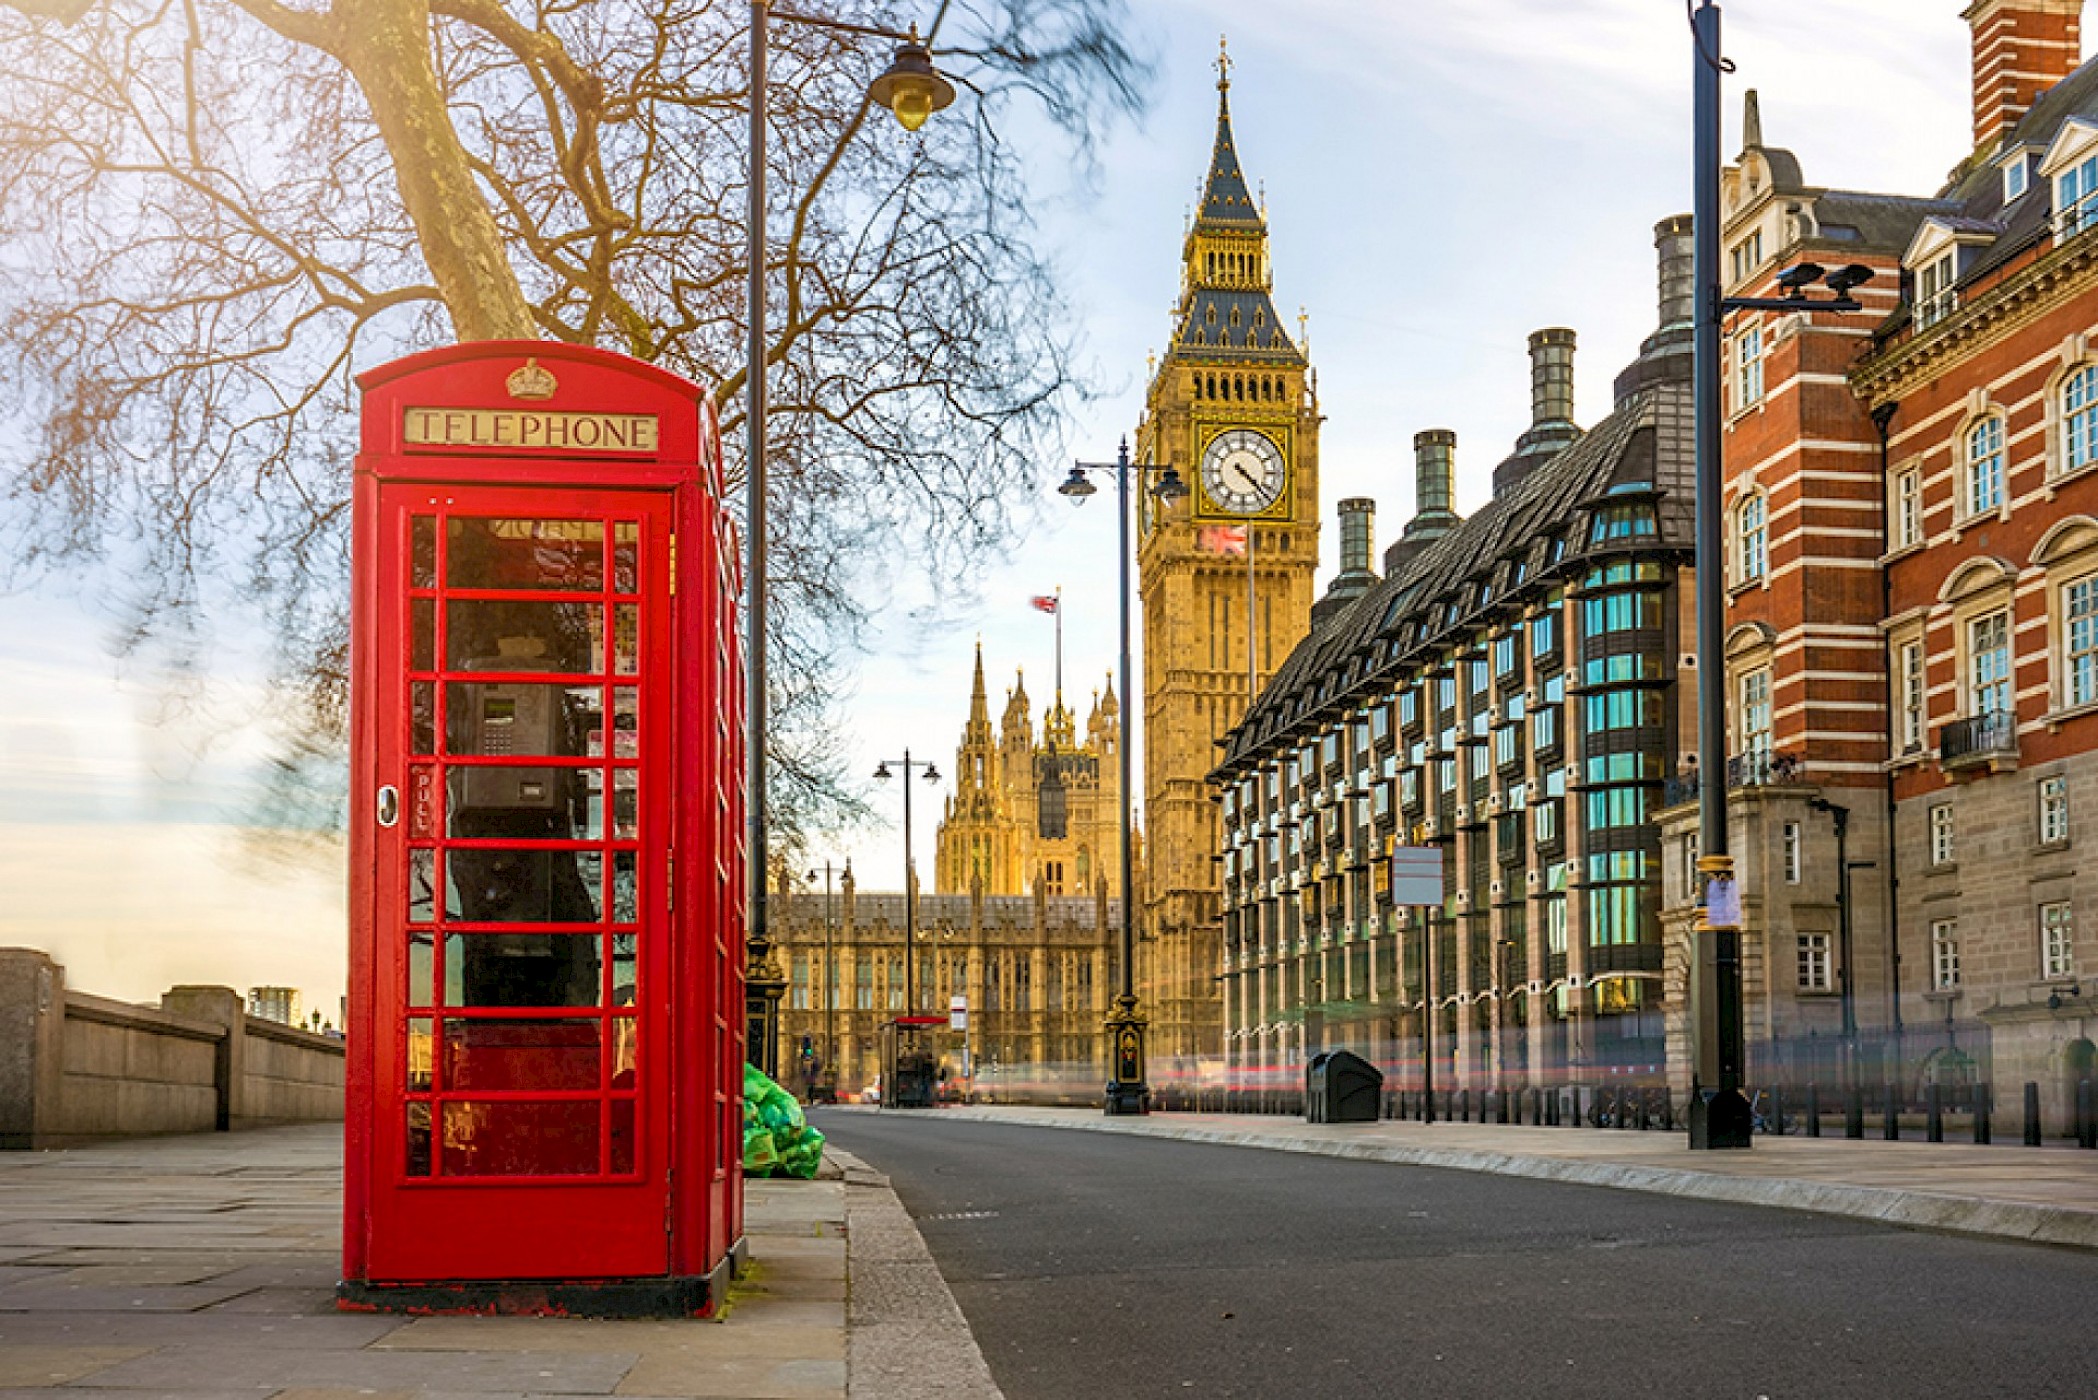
[1671,1,2098,1121]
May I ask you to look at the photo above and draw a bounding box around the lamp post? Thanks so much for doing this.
[872,753,940,1013]
[1059,440,1191,1116]
[809,861,840,1094]
[1687,0,1873,1150]
[743,3,954,1079]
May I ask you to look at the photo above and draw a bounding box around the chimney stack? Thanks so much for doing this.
[1613,215,1698,406]
[1528,329,1577,430]
[1313,497,1381,629]
[1966,1,2084,155]
[1656,214,1694,333]
[1337,498,1376,579]
[1406,430,1459,541]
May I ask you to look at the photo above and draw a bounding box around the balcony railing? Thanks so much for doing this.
[1941,711,2018,767]
[1661,750,1803,806]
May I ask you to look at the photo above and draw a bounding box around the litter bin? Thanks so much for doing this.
[1305,1050,1383,1124]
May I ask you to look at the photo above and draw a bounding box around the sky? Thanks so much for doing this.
[0,2,2005,1017]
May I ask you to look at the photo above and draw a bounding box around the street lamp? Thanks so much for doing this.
[744,3,954,1080]
[1060,439,1190,1116]
[808,861,841,1097]
[1687,1,1873,1150]
[873,753,940,1013]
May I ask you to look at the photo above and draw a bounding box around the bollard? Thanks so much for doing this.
[1975,1082,1992,1146]
[2025,1082,2043,1147]
[1927,1081,1944,1143]
[1846,1083,1865,1139]
[1884,1082,1901,1141]
[1545,1090,1559,1127]
[1770,1087,1785,1136]
[1660,1089,1675,1133]
[1636,1089,1652,1132]
[2080,1080,2095,1150]
[1806,1082,1821,1137]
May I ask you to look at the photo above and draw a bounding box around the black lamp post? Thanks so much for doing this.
[743,2,954,1079]
[809,860,840,1092]
[1687,0,1873,1149]
[1059,439,1190,1116]
[872,753,940,1015]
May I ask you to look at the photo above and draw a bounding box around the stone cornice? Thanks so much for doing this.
[1851,230,2098,404]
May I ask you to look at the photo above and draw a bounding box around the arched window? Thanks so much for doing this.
[2066,366,2098,473]
[1967,416,2005,516]
[1737,492,1767,582]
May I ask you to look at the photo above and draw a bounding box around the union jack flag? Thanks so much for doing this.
[1030,595,1059,614]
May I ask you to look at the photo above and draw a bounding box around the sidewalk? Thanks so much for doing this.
[0,1125,999,1400]
[938,1105,2098,1249]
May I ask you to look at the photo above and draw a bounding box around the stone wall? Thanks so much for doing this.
[0,949,343,1149]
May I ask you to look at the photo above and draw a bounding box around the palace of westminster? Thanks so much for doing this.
[776,5,2098,1122]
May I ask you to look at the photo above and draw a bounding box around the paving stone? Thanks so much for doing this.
[0,1345,147,1386]
[0,1282,259,1313]
[201,1286,339,1314]
[615,1354,846,1398]
[0,1312,408,1348]
[73,1344,640,1394]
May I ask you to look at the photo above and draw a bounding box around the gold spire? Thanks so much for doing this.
[1216,33,1231,92]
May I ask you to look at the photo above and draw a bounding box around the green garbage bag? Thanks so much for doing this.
[742,1063,826,1179]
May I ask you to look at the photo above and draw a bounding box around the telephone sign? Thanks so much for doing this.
[342,342,745,1318]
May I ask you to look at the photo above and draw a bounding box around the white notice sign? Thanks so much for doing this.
[949,995,968,1031]
[1390,847,1445,907]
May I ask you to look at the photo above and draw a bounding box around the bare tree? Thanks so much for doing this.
[0,0,1145,844]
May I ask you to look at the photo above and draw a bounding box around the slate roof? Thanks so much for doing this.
[1213,338,1695,777]
[1864,52,2098,338]
[1198,87,1259,227]
[1174,288,1302,362]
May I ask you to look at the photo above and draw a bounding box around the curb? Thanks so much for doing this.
[936,1108,2098,1252]
[828,1147,1005,1400]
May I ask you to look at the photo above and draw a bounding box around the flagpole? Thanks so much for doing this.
[1245,522,1258,715]
[1055,585,1063,707]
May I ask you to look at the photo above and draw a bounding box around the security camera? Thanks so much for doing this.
[1774,262,1826,297]
[1824,264,1876,296]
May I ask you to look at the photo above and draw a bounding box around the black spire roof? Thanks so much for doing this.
[1198,80,1259,227]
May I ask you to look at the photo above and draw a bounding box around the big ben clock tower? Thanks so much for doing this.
[1136,43,1320,1072]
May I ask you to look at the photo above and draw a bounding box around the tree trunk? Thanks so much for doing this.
[334,0,535,341]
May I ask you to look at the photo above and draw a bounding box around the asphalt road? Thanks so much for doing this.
[816,1109,2098,1400]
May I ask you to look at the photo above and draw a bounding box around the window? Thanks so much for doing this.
[1798,933,1832,992]
[1739,668,1773,759]
[1930,802,1955,867]
[1730,229,1764,285]
[2068,575,2098,709]
[1970,610,2011,717]
[1735,326,1765,408]
[2042,901,2076,980]
[1966,417,2005,517]
[2040,774,2070,845]
[1932,919,1962,990]
[1591,503,1658,542]
[1899,640,1926,755]
[2058,153,2098,236]
[790,952,809,1010]
[1915,252,1958,329]
[1783,822,1803,885]
[1894,467,1922,550]
[2066,366,2098,474]
[1531,609,1559,661]
[2006,157,2030,203]
[1737,493,1767,582]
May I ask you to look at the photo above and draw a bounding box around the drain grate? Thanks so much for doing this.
[923,1209,1000,1222]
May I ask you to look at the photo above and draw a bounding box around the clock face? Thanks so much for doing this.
[1200,429,1287,515]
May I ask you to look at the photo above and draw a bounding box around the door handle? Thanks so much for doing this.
[376,785,400,828]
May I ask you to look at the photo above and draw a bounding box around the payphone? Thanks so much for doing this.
[343,343,745,1317]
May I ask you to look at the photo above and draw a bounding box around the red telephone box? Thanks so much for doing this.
[341,342,746,1316]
